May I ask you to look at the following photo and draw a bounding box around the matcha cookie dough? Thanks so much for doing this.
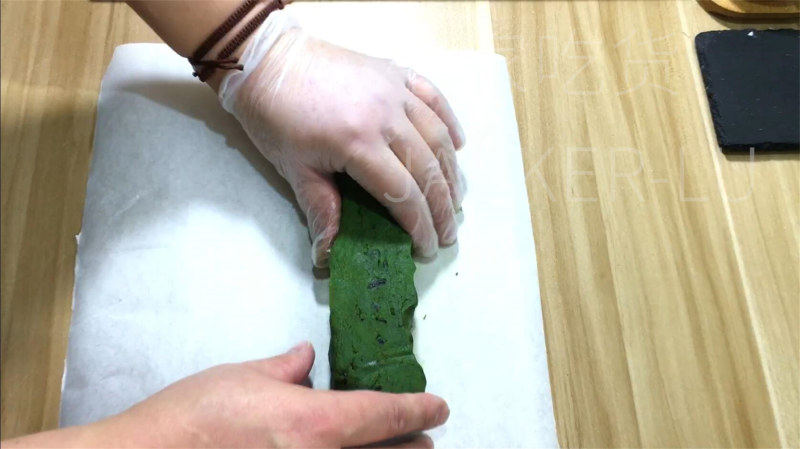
[328,175,426,393]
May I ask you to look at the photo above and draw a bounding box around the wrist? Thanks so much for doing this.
[204,33,254,93]
[80,407,191,448]
[215,15,302,113]
[199,0,295,93]
[206,25,300,93]
[0,412,176,449]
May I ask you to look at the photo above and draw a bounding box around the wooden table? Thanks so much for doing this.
[2,1,798,446]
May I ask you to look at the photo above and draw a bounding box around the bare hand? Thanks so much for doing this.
[109,342,447,447]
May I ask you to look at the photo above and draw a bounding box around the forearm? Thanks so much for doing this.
[2,416,121,448]
[1,410,182,448]
[127,0,244,58]
[2,422,108,448]
[125,0,292,91]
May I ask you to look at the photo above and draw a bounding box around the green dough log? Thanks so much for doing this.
[328,174,426,393]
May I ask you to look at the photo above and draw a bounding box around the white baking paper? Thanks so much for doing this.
[59,43,557,448]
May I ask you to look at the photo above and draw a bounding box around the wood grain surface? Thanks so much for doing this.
[2,1,798,446]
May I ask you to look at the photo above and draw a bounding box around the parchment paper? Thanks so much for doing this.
[59,43,557,448]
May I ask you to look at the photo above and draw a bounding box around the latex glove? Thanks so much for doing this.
[220,14,466,267]
[59,342,447,448]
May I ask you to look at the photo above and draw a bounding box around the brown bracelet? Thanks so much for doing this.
[189,0,259,65]
[189,0,286,82]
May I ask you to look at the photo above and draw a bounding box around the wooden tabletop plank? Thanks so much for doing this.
[491,1,798,446]
[1,1,158,435]
[679,5,800,446]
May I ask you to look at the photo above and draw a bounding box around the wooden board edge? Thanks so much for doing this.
[697,0,800,18]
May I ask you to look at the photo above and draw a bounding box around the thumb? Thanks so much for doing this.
[290,168,341,268]
[247,341,315,384]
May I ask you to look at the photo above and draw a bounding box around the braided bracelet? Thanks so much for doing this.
[188,0,285,82]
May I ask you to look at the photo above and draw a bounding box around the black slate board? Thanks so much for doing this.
[695,29,800,152]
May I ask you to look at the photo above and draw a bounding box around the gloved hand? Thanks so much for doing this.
[219,13,466,267]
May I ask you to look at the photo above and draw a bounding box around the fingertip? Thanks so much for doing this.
[297,172,340,268]
[286,340,316,370]
[453,166,466,210]
[423,392,448,410]
[416,393,449,430]
[288,340,314,355]
[404,205,437,259]
[438,214,457,247]
[312,247,330,268]
[311,222,338,268]
[413,233,438,259]
[440,232,457,248]
[452,124,466,151]
[248,341,315,383]
[434,402,450,427]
